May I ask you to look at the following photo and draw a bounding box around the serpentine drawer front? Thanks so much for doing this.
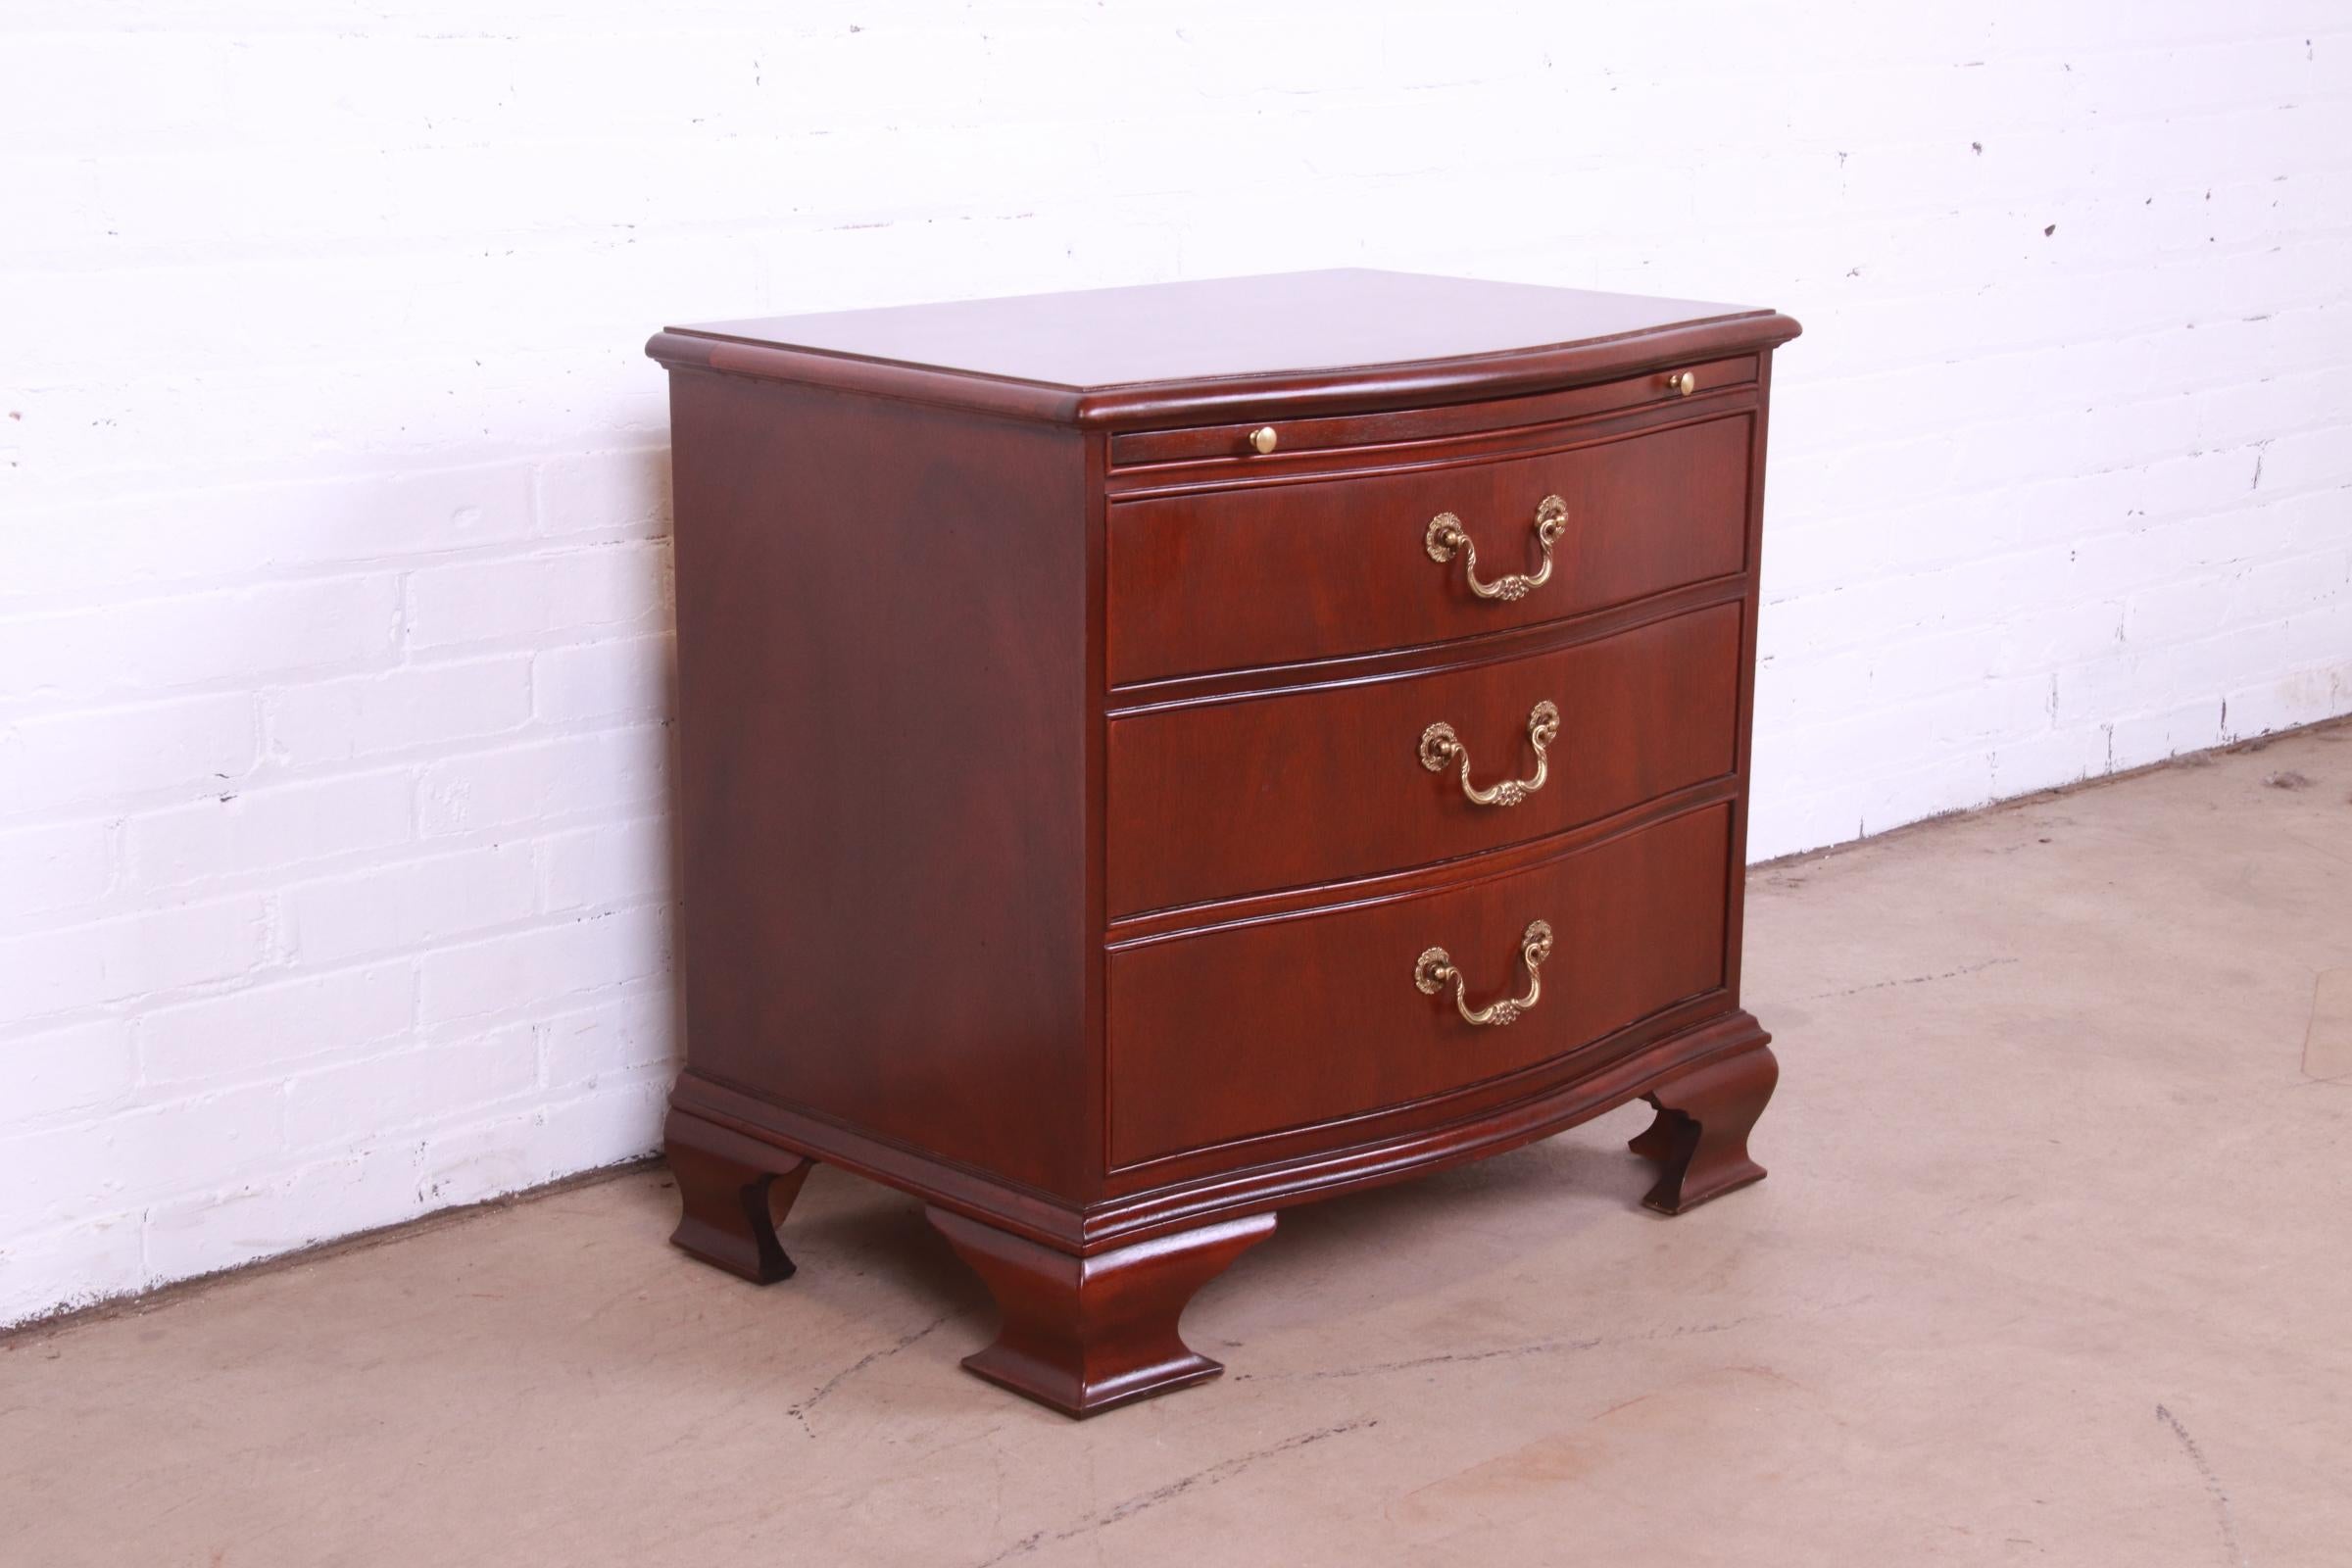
[1107,601,1743,916]
[1107,802,1735,1167]
[1107,413,1754,686]
[647,270,1799,1419]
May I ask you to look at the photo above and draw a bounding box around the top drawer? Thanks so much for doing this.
[1106,413,1753,687]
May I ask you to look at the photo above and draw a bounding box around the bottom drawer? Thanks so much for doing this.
[1107,804,1733,1167]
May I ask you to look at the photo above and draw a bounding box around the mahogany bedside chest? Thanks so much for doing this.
[647,270,1800,1418]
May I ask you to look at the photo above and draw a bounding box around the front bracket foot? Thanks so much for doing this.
[925,1207,1276,1417]
[665,1109,814,1284]
[1628,1042,1778,1215]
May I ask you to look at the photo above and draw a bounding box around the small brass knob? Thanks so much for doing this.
[1248,426,1278,455]
[1665,370,1696,397]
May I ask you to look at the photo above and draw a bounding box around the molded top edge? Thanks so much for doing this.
[648,269,1800,426]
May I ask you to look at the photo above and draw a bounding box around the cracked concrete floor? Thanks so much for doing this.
[6,721,2350,1566]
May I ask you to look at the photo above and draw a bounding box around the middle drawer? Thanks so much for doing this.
[1107,601,1742,917]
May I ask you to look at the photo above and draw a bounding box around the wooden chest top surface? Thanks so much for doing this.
[669,269,1769,389]
[651,269,1798,425]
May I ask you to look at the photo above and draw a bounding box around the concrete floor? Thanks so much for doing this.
[6,723,2350,1566]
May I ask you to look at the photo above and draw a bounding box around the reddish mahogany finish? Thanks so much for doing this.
[665,373,1094,1197]
[1107,601,1742,916]
[926,1207,1276,1415]
[679,270,1773,411]
[1105,354,1758,467]
[665,1107,813,1284]
[648,270,1798,1418]
[1629,1043,1782,1214]
[1107,803,1733,1167]
[1107,412,1753,684]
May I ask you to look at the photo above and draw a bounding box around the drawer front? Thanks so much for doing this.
[1108,602,1741,917]
[1107,414,1751,686]
[1107,803,1733,1167]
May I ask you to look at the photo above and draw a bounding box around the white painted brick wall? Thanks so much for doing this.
[2,1,2347,1327]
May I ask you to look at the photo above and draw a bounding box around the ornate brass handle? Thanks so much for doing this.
[1425,495,1568,602]
[1419,701,1560,807]
[1416,920,1554,1027]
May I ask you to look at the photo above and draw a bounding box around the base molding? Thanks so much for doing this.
[1088,1009,1774,1247]
[663,1009,1776,1415]
[670,1006,1772,1254]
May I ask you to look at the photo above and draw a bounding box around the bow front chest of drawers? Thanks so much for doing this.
[647,270,1800,1417]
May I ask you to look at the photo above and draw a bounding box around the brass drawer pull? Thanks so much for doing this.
[1425,494,1568,602]
[1420,701,1560,807]
[1416,920,1554,1027]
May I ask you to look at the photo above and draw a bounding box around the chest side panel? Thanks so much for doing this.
[667,372,1095,1198]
